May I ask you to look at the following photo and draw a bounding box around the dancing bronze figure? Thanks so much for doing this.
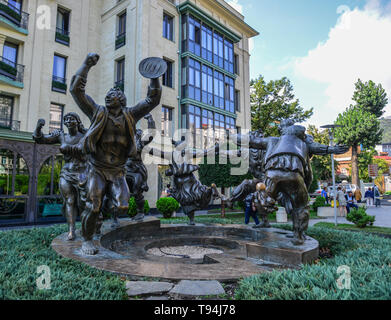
[70,53,164,255]
[33,113,87,241]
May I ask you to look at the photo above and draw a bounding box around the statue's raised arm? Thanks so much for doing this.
[70,53,100,120]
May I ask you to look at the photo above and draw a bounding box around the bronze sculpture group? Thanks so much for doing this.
[33,52,348,255]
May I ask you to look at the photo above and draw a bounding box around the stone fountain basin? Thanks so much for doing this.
[52,217,319,281]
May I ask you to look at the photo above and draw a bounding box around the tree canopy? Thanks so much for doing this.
[250,75,313,137]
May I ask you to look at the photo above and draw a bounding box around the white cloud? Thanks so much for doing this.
[226,0,243,14]
[294,3,391,126]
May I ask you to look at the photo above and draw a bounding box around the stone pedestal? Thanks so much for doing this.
[52,217,319,281]
[317,206,335,217]
[276,207,288,223]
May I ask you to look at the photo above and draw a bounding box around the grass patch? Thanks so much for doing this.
[161,210,321,225]
[235,225,391,300]
[314,222,391,236]
[0,225,128,300]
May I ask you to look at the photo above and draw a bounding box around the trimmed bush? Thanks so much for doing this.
[128,198,150,218]
[347,207,375,228]
[156,197,179,219]
[312,195,331,211]
[235,225,391,300]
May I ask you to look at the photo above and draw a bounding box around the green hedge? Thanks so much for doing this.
[128,197,150,217]
[0,225,128,300]
[235,225,391,300]
[156,197,179,218]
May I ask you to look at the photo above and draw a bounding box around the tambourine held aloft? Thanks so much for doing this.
[139,57,167,79]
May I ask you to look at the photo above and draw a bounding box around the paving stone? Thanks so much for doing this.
[169,280,225,297]
[145,296,170,300]
[126,281,174,297]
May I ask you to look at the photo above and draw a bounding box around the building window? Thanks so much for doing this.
[161,106,173,137]
[163,13,174,41]
[49,103,63,132]
[0,42,18,80]
[183,14,236,74]
[188,15,201,56]
[235,90,240,112]
[162,59,173,88]
[201,24,213,63]
[184,104,236,148]
[182,57,236,113]
[56,7,70,46]
[115,58,125,92]
[188,58,200,100]
[0,95,13,129]
[52,54,67,93]
[116,11,126,49]
[8,0,22,13]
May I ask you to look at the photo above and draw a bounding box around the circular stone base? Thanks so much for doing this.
[51,217,319,281]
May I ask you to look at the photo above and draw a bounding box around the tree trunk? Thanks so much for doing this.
[351,145,360,188]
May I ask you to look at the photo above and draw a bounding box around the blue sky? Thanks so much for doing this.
[227,0,391,127]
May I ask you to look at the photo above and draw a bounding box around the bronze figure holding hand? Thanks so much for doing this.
[33,113,88,241]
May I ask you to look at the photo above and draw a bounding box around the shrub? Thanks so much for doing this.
[235,225,391,300]
[347,207,375,228]
[128,198,150,218]
[156,197,179,219]
[312,196,330,211]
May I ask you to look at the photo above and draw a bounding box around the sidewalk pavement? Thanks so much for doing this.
[308,205,391,228]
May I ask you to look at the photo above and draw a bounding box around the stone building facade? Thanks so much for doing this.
[0,0,258,212]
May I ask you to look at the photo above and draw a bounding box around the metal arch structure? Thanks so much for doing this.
[0,133,60,226]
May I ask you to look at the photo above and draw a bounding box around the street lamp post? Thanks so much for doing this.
[320,124,342,226]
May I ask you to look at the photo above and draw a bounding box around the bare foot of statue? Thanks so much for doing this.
[291,234,305,245]
[81,240,98,255]
[67,228,76,241]
[132,213,145,222]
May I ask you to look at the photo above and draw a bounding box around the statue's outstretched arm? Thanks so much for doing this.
[70,53,100,120]
[309,142,349,155]
[130,78,162,122]
[32,119,61,144]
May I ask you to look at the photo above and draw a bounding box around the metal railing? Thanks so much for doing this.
[0,0,29,30]
[0,56,24,83]
[55,27,70,45]
[52,76,67,92]
[0,118,20,131]
[115,32,126,49]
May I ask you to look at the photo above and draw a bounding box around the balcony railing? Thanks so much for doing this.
[0,56,24,83]
[0,0,29,30]
[114,79,124,92]
[115,32,126,49]
[52,76,67,93]
[55,27,70,46]
[0,118,20,131]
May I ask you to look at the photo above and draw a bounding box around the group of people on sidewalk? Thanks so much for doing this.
[321,185,382,217]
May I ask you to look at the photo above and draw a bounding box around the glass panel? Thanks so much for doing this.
[3,43,17,66]
[53,55,66,80]
[0,95,13,127]
[49,104,63,132]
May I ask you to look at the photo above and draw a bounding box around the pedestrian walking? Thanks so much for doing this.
[244,193,260,226]
[374,186,381,207]
[336,187,347,217]
[321,187,329,204]
[365,188,374,206]
[354,188,362,203]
